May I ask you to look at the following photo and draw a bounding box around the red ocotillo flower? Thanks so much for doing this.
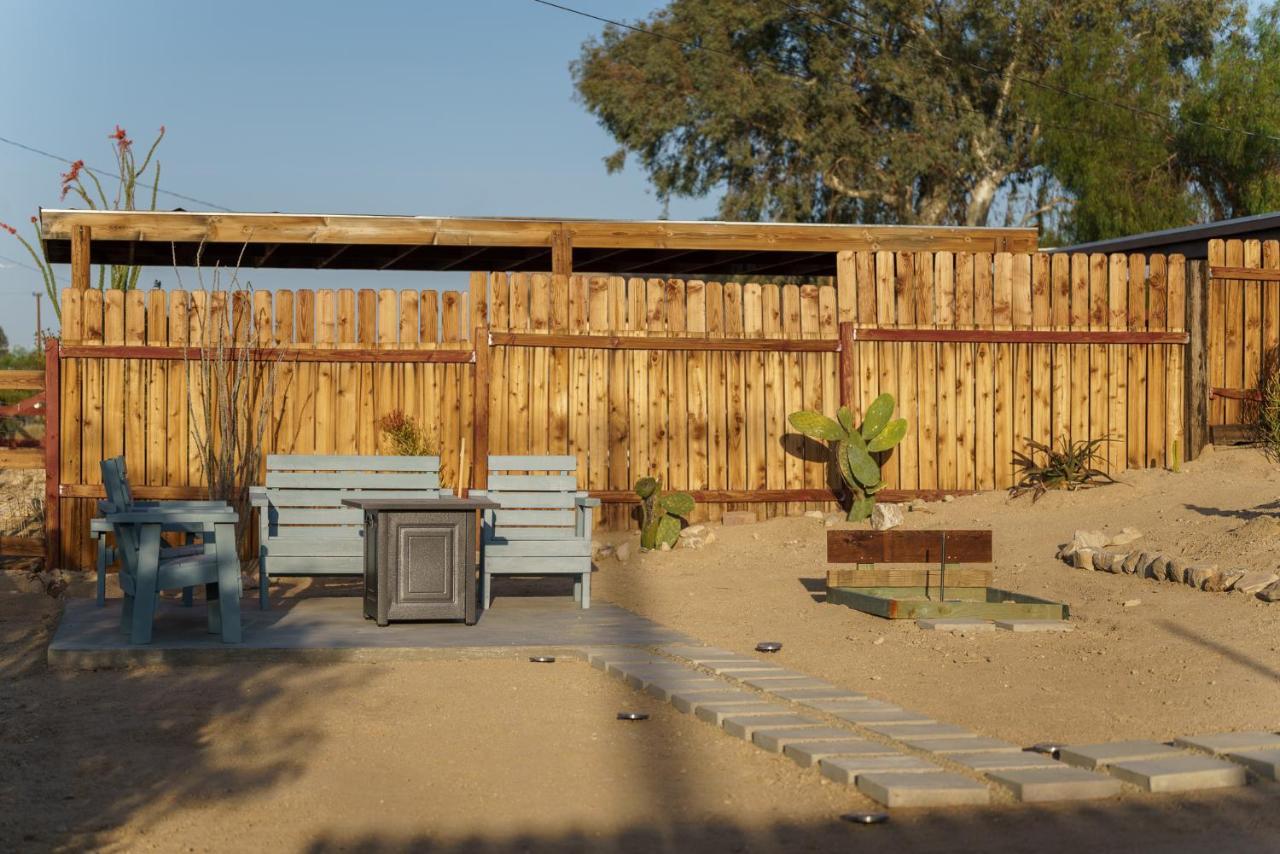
[59,159,85,199]
[109,124,131,151]
[0,222,16,235]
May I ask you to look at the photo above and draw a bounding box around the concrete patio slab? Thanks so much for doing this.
[670,691,765,714]
[993,620,1074,632]
[49,595,692,669]
[916,619,994,632]
[1173,732,1280,756]
[1058,740,1185,770]
[643,680,728,702]
[722,714,820,741]
[1108,755,1247,793]
[783,740,902,768]
[987,767,1122,803]
[856,772,990,808]
[1225,749,1280,781]
[693,702,794,726]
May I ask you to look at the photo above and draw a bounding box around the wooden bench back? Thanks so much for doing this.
[263,454,443,539]
[483,455,581,542]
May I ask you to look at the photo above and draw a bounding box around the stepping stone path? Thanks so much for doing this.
[586,644,1263,810]
[917,619,996,632]
[994,620,1074,632]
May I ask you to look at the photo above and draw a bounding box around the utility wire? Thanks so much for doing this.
[0,252,67,283]
[0,132,233,212]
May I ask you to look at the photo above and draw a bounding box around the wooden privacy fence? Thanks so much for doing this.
[0,361,49,560]
[52,249,1192,569]
[1206,238,1280,429]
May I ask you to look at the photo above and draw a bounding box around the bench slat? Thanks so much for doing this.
[485,555,591,574]
[488,509,575,527]
[267,454,440,472]
[485,475,578,492]
[266,472,440,490]
[269,508,365,525]
[485,539,592,557]
[827,530,992,564]
[487,526,579,540]
[484,491,577,509]
[264,538,365,557]
[487,454,576,471]
[262,488,441,508]
[263,555,364,574]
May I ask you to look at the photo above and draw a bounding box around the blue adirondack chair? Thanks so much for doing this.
[93,456,231,606]
[99,460,242,644]
[249,454,448,609]
[471,455,599,609]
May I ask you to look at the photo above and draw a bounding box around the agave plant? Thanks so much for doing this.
[788,394,908,522]
[636,477,696,550]
[1009,436,1116,502]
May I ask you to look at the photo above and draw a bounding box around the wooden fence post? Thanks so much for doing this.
[838,321,855,406]
[1185,260,1209,460]
[472,325,490,492]
[70,225,91,291]
[43,335,61,570]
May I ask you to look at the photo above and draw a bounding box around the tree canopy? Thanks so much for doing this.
[571,0,1280,243]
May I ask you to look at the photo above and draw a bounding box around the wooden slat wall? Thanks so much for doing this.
[1206,238,1280,426]
[56,284,478,570]
[56,250,1188,563]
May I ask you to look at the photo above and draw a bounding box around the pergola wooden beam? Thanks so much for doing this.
[40,209,1038,272]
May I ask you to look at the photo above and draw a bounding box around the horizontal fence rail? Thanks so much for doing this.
[1206,241,1280,428]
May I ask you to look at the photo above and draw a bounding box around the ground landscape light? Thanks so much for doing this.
[755,641,783,653]
[616,712,650,721]
[528,655,556,663]
[841,812,890,825]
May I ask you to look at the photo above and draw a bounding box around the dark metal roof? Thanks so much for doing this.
[1047,211,1280,259]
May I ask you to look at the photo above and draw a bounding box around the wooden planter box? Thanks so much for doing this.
[827,586,1068,621]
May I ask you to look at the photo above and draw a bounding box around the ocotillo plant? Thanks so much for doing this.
[788,393,907,522]
[635,477,696,550]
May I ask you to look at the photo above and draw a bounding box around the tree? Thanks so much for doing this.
[0,326,8,355]
[571,0,1254,239]
[1,124,166,319]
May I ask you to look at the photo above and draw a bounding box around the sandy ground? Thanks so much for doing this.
[594,446,1280,748]
[2,593,1279,854]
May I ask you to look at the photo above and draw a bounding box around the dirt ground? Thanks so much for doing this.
[594,446,1280,749]
[2,449,1280,852]
[2,593,1279,854]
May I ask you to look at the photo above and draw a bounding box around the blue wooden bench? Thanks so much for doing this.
[249,454,447,609]
[471,455,599,609]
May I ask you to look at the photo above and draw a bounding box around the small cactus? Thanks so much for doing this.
[636,476,696,550]
[788,393,908,522]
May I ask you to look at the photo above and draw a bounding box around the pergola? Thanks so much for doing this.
[39,209,1038,282]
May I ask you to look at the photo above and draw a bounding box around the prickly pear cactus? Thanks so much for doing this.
[635,476,697,550]
[788,393,908,522]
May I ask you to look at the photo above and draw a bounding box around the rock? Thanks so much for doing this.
[943,494,956,503]
[1257,580,1280,602]
[681,536,706,550]
[804,510,826,521]
[1185,565,1219,590]
[1107,527,1144,547]
[679,524,708,539]
[824,513,843,528]
[1122,553,1142,574]
[1164,559,1188,584]
[721,510,757,526]
[614,543,631,562]
[1072,529,1110,552]
[658,542,671,551]
[1232,570,1280,595]
[908,499,927,511]
[1092,550,1115,572]
[1202,569,1234,592]
[1145,555,1169,580]
[1073,549,1096,570]
[1122,599,1142,608]
[592,540,613,559]
[1106,553,1128,574]
[871,503,905,531]
[704,530,717,544]
[1136,552,1160,577]
[1212,569,1246,592]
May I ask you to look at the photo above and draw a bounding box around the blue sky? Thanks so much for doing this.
[0,0,702,343]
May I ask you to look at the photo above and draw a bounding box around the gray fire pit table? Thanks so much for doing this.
[342,497,499,626]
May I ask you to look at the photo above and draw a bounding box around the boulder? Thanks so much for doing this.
[870,503,905,531]
[1136,552,1160,577]
[1212,569,1247,592]
[1072,529,1110,552]
[1145,555,1169,580]
[614,543,631,562]
[1106,553,1128,574]
[1164,558,1188,584]
[1232,570,1280,595]
[1073,549,1096,570]
[1257,579,1280,602]
[1092,550,1116,572]
[1121,553,1142,574]
[678,524,708,539]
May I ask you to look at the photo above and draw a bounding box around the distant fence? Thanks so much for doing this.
[1206,238,1280,430]
[51,250,1194,569]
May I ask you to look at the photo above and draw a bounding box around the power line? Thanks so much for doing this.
[780,1,1280,144]
[0,252,66,283]
[0,132,233,212]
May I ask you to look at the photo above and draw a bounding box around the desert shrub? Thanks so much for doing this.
[1009,436,1116,502]
[377,410,437,457]
[635,476,695,550]
[1252,353,1280,460]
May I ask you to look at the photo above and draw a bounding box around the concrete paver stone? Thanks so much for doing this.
[987,767,1123,803]
[1173,732,1280,755]
[1058,740,1185,770]
[904,737,1022,754]
[799,697,887,712]
[765,685,864,701]
[670,691,767,714]
[994,620,1074,633]
[693,702,794,725]
[916,619,995,632]
[737,675,822,691]
[819,755,942,784]
[1225,749,1280,781]
[722,713,820,740]
[644,680,730,702]
[751,726,866,753]
[856,772,991,808]
[1108,755,1247,793]
[783,740,902,768]
[865,722,975,740]
[832,708,934,725]
[951,751,1062,772]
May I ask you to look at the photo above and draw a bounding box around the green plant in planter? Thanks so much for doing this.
[788,393,907,522]
[636,477,696,550]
